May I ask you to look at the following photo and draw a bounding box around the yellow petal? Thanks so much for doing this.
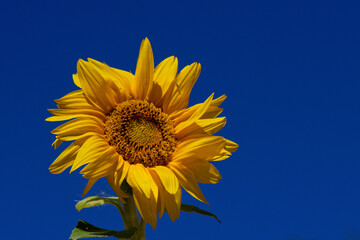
[56,132,101,142]
[81,178,98,197]
[51,137,63,149]
[54,90,92,109]
[87,58,129,103]
[197,117,227,134]
[127,164,151,198]
[148,56,178,106]
[153,166,179,195]
[132,38,154,100]
[174,186,182,208]
[71,135,110,172]
[77,59,119,113]
[51,117,104,139]
[224,139,239,153]
[174,93,214,133]
[73,73,81,88]
[121,160,130,181]
[163,62,201,114]
[80,150,117,179]
[46,108,105,122]
[106,176,128,203]
[53,89,84,104]
[186,93,214,122]
[169,163,208,204]
[211,155,230,161]
[106,159,130,200]
[201,94,226,119]
[49,137,87,174]
[172,136,225,162]
[148,169,165,218]
[133,187,158,229]
[186,159,222,184]
[170,94,225,127]
[175,117,227,139]
[87,58,131,94]
[164,186,182,222]
[109,68,134,93]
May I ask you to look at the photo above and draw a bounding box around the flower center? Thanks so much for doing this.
[104,100,177,168]
[128,117,162,147]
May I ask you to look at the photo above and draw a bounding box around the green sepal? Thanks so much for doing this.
[69,219,137,240]
[180,204,221,223]
[76,196,121,212]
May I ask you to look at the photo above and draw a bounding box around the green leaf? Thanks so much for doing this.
[180,204,221,223]
[69,219,137,240]
[76,196,121,212]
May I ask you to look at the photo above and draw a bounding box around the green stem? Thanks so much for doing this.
[117,183,146,240]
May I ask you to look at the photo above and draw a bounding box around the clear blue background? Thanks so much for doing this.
[1,1,360,239]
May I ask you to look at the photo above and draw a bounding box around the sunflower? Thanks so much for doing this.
[47,38,237,229]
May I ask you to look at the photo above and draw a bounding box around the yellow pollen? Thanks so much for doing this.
[104,100,177,167]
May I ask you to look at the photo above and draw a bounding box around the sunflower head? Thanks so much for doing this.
[47,38,238,229]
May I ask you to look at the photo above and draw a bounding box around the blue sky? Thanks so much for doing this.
[1,1,360,239]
